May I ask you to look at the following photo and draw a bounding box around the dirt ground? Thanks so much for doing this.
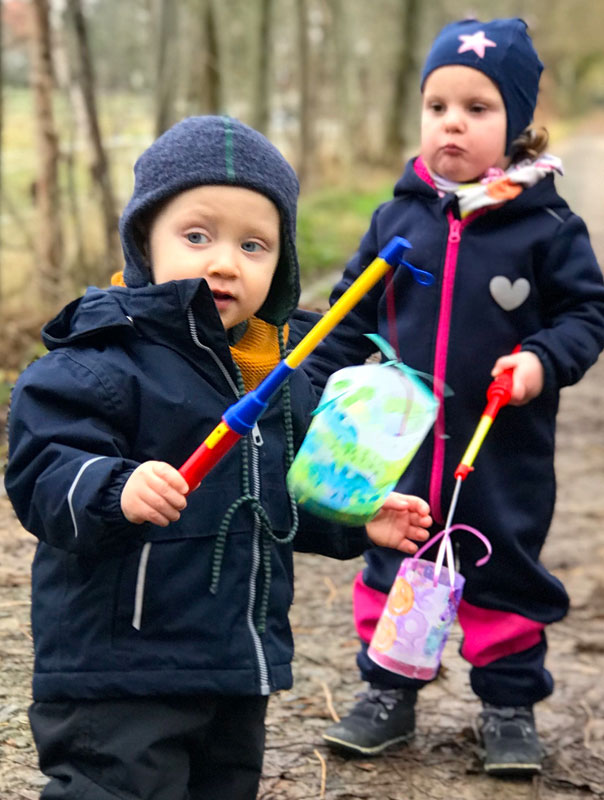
[1,130,604,799]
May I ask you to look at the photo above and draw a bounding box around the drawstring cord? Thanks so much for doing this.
[210,325,299,634]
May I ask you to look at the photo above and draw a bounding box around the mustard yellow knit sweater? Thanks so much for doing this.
[229,317,289,392]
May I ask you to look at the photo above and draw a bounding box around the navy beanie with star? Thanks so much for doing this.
[420,18,543,154]
[119,115,300,326]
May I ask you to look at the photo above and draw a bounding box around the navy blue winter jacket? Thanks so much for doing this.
[306,157,604,621]
[6,278,372,701]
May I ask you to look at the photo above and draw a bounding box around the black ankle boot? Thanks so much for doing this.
[323,684,417,756]
[478,703,543,776]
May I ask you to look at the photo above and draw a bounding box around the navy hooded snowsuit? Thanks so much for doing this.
[305,156,604,705]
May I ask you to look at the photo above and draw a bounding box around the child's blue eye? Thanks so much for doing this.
[187,232,208,244]
[242,241,262,253]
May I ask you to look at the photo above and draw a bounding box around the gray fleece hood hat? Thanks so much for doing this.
[119,115,300,326]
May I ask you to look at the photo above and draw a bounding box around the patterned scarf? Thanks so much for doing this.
[431,153,564,218]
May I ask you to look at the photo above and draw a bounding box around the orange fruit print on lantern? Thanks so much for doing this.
[372,615,397,653]
[387,577,414,616]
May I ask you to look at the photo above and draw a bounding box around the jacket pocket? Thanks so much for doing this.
[111,532,258,671]
[131,542,152,630]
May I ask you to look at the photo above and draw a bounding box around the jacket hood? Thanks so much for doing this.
[42,281,225,352]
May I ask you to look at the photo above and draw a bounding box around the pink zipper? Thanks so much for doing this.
[413,157,487,523]
[429,212,463,523]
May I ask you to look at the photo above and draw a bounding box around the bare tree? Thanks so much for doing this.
[30,0,64,309]
[383,0,421,165]
[154,0,179,136]
[65,0,121,272]
[185,0,221,116]
[253,0,273,134]
[203,0,221,114]
[296,0,313,185]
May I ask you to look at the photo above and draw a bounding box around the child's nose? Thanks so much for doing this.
[443,106,465,131]
[206,243,239,275]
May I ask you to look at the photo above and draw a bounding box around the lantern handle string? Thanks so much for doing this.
[409,524,492,588]
[310,334,449,418]
[365,334,454,398]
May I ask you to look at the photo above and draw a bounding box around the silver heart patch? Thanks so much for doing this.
[489,276,530,311]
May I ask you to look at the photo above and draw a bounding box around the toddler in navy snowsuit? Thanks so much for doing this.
[5,116,432,800]
[307,17,604,775]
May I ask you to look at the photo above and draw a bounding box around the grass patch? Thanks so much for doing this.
[0,381,12,406]
[297,179,394,279]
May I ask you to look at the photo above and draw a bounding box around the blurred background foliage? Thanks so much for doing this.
[1,0,604,382]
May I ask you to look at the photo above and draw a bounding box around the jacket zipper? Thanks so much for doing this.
[131,313,271,690]
[429,213,462,524]
[184,308,270,693]
[248,437,271,694]
[413,158,488,524]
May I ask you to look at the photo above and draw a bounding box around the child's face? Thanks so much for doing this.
[149,185,280,329]
[420,65,509,182]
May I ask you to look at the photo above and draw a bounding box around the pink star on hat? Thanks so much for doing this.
[457,30,497,58]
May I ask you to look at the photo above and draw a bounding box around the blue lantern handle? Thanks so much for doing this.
[401,260,434,286]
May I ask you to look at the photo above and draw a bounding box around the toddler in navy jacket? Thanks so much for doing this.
[5,116,432,800]
[307,18,604,776]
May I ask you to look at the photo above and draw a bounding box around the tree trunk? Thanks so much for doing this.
[185,0,205,113]
[185,0,221,116]
[30,0,64,309]
[296,0,313,185]
[154,0,179,136]
[204,0,221,114]
[252,0,273,134]
[65,0,121,272]
[383,0,421,165]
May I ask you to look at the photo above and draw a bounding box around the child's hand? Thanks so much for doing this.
[491,350,544,405]
[121,461,189,526]
[366,493,432,554]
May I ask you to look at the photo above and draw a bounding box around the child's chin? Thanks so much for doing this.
[439,165,474,183]
[215,306,238,329]
[223,314,244,330]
